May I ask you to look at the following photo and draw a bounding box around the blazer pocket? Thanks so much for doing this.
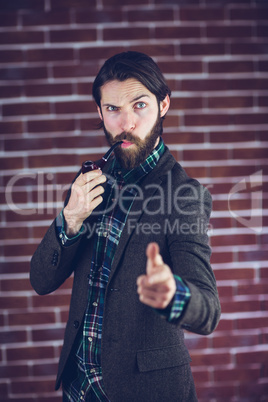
[137,344,191,373]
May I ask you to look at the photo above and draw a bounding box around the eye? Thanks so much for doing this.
[106,106,118,112]
[135,102,146,109]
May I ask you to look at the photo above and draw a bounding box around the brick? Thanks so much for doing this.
[208,95,253,109]
[28,154,77,169]
[10,378,56,394]
[233,147,268,159]
[237,316,268,330]
[26,48,74,62]
[79,45,125,61]
[206,25,252,38]
[191,351,231,367]
[3,102,50,117]
[230,6,268,21]
[8,311,56,327]
[239,382,268,400]
[164,131,205,145]
[212,332,259,348]
[75,8,123,23]
[208,60,254,74]
[0,296,28,310]
[0,0,45,9]
[214,268,255,281]
[52,134,106,149]
[0,30,44,45]
[209,131,256,143]
[221,299,262,314]
[181,43,225,56]
[158,60,203,74]
[27,118,76,133]
[0,261,30,275]
[0,364,29,379]
[1,157,24,170]
[238,250,268,263]
[50,0,97,8]
[32,293,71,309]
[260,267,268,279]
[0,85,22,98]
[231,42,268,55]
[183,149,229,161]
[257,24,268,37]
[0,121,23,134]
[80,118,107,132]
[32,362,58,376]
[180,6,225,21]
[49,28,97,43]
[53,63,99,78]
[0,66,47,81]
[0,330,27,344]
[32,327,65,343]
[55,100,95,114]
[184,112,229,127]
[215,366,261,382]
[210,234,256,248]
[0,226,29,241]
[103,0,146,5]
[170,96,202,110]
[197,383,236,400]
[210,251,233,264]
[127,8,173,22]
[25,82,73,97]
[0,50,23,64]
[236,349,268,365]
[3,243,37,257]
[4,137,53,151]
[1,277,33,292]
[129,43,175,57]
[155,26,201,39]
[0,12,18,26]
[22,10,71,26]
[103,27,150,41]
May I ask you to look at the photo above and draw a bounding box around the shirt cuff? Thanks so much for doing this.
[155,275,191,323]
[55,209,84,247]
[168,275,191,322]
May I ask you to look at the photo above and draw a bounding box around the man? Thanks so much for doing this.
[30,51,221,401]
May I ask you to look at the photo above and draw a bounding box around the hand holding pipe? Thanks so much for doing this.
[81,141,123,174]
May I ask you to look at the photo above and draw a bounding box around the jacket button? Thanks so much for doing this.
[73,320,79,329]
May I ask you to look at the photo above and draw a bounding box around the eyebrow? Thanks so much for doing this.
[102,94,150,108]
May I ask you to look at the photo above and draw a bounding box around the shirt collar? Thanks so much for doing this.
[111,137,165,184]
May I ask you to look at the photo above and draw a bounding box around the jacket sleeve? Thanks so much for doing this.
[30,219,83,295]
[166,179,221,335]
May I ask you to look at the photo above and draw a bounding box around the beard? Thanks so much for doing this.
[103,114,163,170]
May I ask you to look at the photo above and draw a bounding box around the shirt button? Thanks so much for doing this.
[81,391,85,395]
[93,302,98,307]
[90,368,96,374]
[88,337,93,342]
[102,231,107,237]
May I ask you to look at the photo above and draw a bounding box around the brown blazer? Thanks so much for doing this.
[30,147,221,402]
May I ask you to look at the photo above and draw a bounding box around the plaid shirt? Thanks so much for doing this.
[57,138,191,401]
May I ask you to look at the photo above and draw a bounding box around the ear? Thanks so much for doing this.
[160,95,170,118]
[97,105,103,121]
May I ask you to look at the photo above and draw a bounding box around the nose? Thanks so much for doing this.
[120,111,135,132]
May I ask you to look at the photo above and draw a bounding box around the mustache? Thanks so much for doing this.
[113,132,142,146]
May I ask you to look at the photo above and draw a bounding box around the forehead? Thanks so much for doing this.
[100,78,155,105]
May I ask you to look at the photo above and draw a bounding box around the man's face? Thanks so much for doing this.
[97,78,170,170]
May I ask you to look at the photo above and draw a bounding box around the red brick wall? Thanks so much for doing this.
[1,1,268,401]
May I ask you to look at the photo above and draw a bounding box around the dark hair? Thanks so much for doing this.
[92,51,171,108]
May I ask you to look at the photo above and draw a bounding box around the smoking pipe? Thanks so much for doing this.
[82,141,123,174]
